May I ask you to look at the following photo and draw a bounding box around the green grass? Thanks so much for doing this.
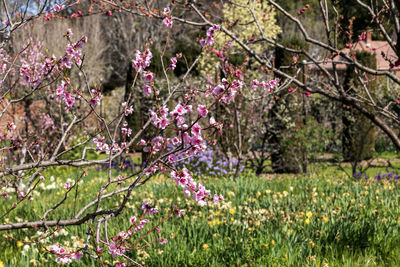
[1,166,400,266]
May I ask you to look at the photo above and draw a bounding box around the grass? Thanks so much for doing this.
[1,164,400,266]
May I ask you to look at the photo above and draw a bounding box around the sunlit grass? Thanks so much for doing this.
[1,165,400,266]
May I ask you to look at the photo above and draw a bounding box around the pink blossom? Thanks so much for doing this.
[138,139,146,146]
[56,256,72,264]
[64,182,70,190]
[52,4,64,12]
[117,231,128,240]
[174,208,185,217]
[124,106,134,116]
[89,96,100,107]
[176,116,185,126]
[269,78,279,88]
[163,17,173,28]
[132,49,152,73]
[169,57,177,70]
[200,24,220,47]
[142,85,152,96]
[213,194,220,204]
[251,79,260,90]
[121,128,132,136]
[60,56,72,69]
[143,72,155,82]
[197,105,208,117]
[191,123,202,136]
[108,241,126,258]
[210,117,216,125]
[213,85,225,95]
[159,238,168,245]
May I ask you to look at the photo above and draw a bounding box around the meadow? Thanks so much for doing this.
[1,159,400,267]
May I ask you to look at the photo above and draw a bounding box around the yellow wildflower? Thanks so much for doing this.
[17,241,23,247]
[305,218,311,225]
[202,244,209,250]
[271,240,275,245]
[306,211,312,218]
[322,217,329,223]
[229,208,236,215]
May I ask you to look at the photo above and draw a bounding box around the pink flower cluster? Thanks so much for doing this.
[141,71,156,96]
[19,42,56,87]
[150,106,171,129]
[17,31,86,90]
[121,127,132,137]
[200,24,221,47]
[206,78,243,104]
[142,84,152,96]
[88,89,102,107]
[143,71,155,83]
[162,7,173,28]
[197,105,208,117]
[251,78,279,92]
[132,48,152,73]
[170,102,192,127]
[169,57,177,70]
[141,201,158,216]
[170,168,222,206]
[56,81,76,108]
[122,102,134,116]
[108,241,126,258]
[61,31,87,69]
[93,136,123,154]
[50,244,82,264]
[52,4,64,13]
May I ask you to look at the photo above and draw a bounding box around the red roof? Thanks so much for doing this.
[310,34,398,71]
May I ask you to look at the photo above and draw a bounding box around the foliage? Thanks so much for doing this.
[197,0,281,77]
[279,116,334,168]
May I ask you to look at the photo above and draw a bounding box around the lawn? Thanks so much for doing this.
[1,164,400,266]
